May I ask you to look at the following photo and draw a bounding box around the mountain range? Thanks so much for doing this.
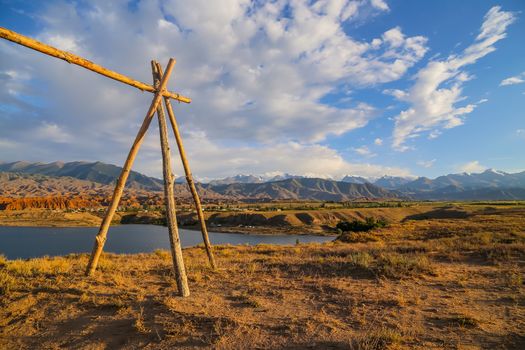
[343,169,525,190]
[1,161,525,201]
[203,178,403,201]
[207,173,303,186]
[0,161,163,191]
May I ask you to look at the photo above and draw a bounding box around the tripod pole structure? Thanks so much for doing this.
[152,60,190,296]
[155,62,217,269]
[85,59,176,276]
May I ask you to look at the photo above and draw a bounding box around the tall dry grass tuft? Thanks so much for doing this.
[374,253,435,279]
[0,270,16,296]
[5,256,72,277]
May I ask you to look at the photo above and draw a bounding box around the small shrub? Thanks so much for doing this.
[504,268,523,288]
[454,315,479,328]
[356,327,403,349]
[443,314,479,328]
[348,252,374,269]
[374,253,434,279]
[97,255,117,272]
[134,307,150,334]
[336,217,387,233]
[231,290,263,308]
[245,296,263,308]
[0,270,16,296]
[338,232,382,243]
[5,260,33,276]
[154,249,170,260]
[6,257,72,277]
[0,255,7,267]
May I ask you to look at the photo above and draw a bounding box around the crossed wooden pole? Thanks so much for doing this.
[0,27,216,296]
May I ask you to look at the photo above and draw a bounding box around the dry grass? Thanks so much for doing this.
[0,209,103,227]
[0,205,524,349]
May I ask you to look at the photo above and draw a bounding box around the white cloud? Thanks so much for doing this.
[459,160,486,173]
[40,33,80,52]
[417,159,436,168]
[390,6,516,151]
[1,69,31,96]
[0,0,427,178]
[0,138,18,149]
[374,137,383,145]
[34,122,72,143]
[428,130,441,139]
[352,145,376,157]
[500,72,525,86]
[370,0,390,12]
[133,130,410,179]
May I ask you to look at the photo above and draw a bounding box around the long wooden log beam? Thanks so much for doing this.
[0,27,191,104]
[152,60,190,297]
[155,62,217,270]
[85,59,176,276]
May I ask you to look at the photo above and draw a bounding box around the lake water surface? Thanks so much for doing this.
[0,225,334,259]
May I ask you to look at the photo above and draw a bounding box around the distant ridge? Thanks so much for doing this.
[340,175,369,184]
[0,170,403,202]
[0,161,163,191]
[398,169,525,192]
[208,173,303,185]
[373,176,414,189]
[204,178,404,201]
[1,161,525,201]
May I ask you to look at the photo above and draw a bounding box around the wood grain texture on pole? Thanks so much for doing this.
[155,62,217,270]
[152,60,190,297]
[85,59,177,277]
[0,26,191,104]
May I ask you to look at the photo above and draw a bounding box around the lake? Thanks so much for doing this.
[0,225,334,259]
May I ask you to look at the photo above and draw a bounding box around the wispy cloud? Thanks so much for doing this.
[352,145,376,158]
[417,159,436,168]
[370,0,390,12]
[388,6,516,151]
[34,122,72,143]
[458,160,486,173]
[0,138,18,149]
[500,72,525,86]
[374,138,383,146]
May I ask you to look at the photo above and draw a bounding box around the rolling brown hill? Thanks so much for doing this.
[0,172,225,200]
[0,172,113,197]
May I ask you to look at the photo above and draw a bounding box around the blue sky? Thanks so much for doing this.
[0,0,524,180]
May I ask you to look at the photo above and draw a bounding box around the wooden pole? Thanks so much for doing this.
[0,26,191,104]
[155,62,217,269]
[152,60,190,297]
[85,58,176,276]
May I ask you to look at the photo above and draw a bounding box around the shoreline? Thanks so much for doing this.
[3,203,520,236]
[0,222,337,237]
[0,208,342,236]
